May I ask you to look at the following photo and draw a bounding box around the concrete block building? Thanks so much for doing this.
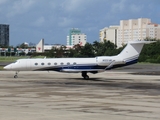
[100,18,160,47]
[0,24,9,46]
[67,28,87,47]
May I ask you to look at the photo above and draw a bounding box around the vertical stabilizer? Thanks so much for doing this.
[36,39,44,53]
[118,41,154,62]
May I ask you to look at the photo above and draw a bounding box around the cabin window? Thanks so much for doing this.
[54,63,57,65]
[48,63,51,65]
[67,62,70,65]
[35,63,38,65]
[41,63,44,65]
[61,62,64,65]
[73,62,76,65]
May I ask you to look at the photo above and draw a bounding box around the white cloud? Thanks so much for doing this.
[0,0,158,46]
[130,4,143,13]
[0,0,8,12]
[60,0,96,14]
[0,0,8,4]
[61,0,84,12]
[7,0,36,17]
[58,17,73,27]
[32,16,45,27]
[111,0,126,13]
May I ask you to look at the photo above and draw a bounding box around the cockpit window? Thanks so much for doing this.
[13,60,19,64]
[13,60,18,63]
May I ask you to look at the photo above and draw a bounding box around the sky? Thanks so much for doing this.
[0,0,159,46]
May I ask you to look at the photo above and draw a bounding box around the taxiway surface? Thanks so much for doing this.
[0,65,160,120]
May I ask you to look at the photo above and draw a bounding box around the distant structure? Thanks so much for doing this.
[100,26,119,46]
[24,42,29,46]
[0,24,9,46]
[44,44,62,51]
[36,39,44,53]
[100,18,160,47]
[67,28,87,47]
[36,39,63,53]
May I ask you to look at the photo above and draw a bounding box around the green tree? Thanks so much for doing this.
[18,43,29,48]
[53,45,66,58]
[93,41,101,56]
[79,43,95,57]
[139,38,160,63]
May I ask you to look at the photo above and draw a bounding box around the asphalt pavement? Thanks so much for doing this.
[0,65,160,120]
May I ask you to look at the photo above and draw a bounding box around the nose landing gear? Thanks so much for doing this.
[82,71,89,80]
[14,71,19,78]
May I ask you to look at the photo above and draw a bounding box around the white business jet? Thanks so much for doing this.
[4,41,154,79]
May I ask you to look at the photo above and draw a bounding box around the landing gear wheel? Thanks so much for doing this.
[84,75,89,80]
[14,75,18,78]
[14,71,19,78]
[82,71,89,80]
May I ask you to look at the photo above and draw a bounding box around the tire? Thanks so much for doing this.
[84,75,89,80]
[14,75,18,78]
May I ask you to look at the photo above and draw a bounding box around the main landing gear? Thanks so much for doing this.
[14,71,19,78]
[82,71,89,80]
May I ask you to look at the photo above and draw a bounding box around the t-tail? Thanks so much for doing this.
[117,40,155,65]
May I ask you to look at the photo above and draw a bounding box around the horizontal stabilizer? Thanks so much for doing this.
[128,40,155,44]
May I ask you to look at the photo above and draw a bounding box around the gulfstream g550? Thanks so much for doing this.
[4,41,154,79]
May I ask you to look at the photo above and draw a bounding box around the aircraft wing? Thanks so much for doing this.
[105,60,115,70]
[61,69,105,73]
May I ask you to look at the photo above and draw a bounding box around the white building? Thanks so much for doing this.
[117,18,151,47]
[100,26,119,46]
[67,28,87,47]
[146,23,160,39]
[44,44,62,51]
[36,39,66,53]
[100,18,160,47]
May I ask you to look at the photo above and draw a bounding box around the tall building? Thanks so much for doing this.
[0,24,9,46]
[117,18,151,47]
[146,23,160,39]
[67,28,87,47]
[100,26,119,46]
[100,18,160,47]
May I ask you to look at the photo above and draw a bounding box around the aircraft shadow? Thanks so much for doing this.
[16,76,160,96]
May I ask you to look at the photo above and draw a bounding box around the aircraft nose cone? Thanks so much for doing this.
[4,65,11,70]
